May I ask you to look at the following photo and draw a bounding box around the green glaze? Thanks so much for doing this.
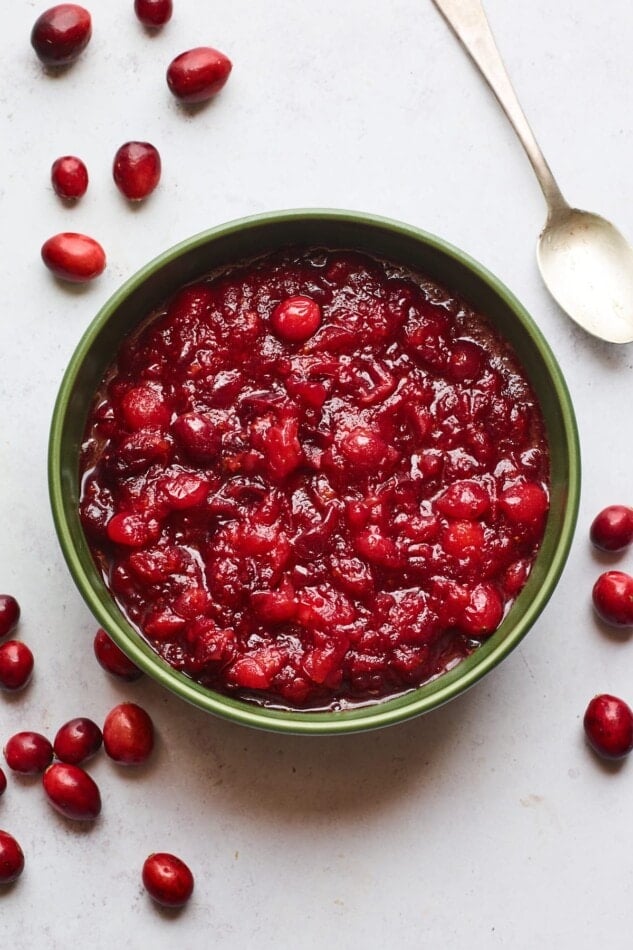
[48,209,581,735]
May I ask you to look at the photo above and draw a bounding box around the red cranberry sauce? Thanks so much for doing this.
[79,249,549,709]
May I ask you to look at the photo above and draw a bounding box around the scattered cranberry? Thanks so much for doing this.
[584,694,633,759]
[142,852,194,907]
[53,718,102,765]
[134,0,172,27]
[271,295,322,342]
[43,762,101,820]
[4,732,53,775]
[592,571,633,627]
[0,831,25,885]
[0,768,6,797]
[0,595,20,641]
[51,155,88,200]
[93,628,143,681]
[590,505,633,553]
[31,4,92,66]
[103,702,154,765]
[166,47,232,103]
[0,641,34,691]
[113,142,162,201]
[41,232,106,283]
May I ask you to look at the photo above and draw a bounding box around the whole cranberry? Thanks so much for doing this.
[134,0,173,27]
[271,295,322,342]
[53,718,102,765]
[584,694,633,759]
[0,595,20,640]
[0,768,6,797]
[43,762,101,820]
[142,852,194,907]
[93,628,143,681]
[41,232,106,283]
[113,142,162,201]
[592,571,633,627]
[590,505,633,553]
[166,47,232,103]
[4,732,53,775]
[31,4,92,66]
[0,831,25,885]
[103,702,154,765]
[51,155,88,200]
[0,641,34,691]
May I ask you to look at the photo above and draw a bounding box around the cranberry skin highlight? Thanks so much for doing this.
[53,718,102,765]
[43,763,102,821]
[166,47,232,103]
[93,628,143,681]
[142,852,194,907]
[41,232,106,283]
[590,505,633,553]
[134,0,173,27]
[592,571,633,627]
[0,595,20,640]
[0,831,25,885]
[0,641,34,691]
[51,155,88,200]
[31,4,92,66]
[103,702,154,765]
[4,732,54,775]
[584,694,633,759]
[113,142,161,201]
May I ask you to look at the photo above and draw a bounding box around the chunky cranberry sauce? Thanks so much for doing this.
[79,248,549,710]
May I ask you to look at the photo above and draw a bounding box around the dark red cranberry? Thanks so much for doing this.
[0,641,34,691]
[31,4,92,66]
[0,595,20,641]
[134,0,173,27]
[271,296,321,342]
[142,852,194,907]
[590,505,633,553]
[592,571,633,627]
[41,232,106,283]
[584,694,633,759]
[93,628,143,681]
[53,718,102,765]
[103,702,154,765]
[43,762,101,820]
[113,142,162,201]
[4,732,53,775]
[0,831,25,884]
[166,47,232,103]
[51,155,88,200]
[0,768,6,797]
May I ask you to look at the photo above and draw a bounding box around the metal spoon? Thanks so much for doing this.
[431,0,633,344]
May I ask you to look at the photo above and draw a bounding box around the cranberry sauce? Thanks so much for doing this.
[79,248,549,710]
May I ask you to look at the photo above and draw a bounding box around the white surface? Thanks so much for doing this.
[1,1,632,947]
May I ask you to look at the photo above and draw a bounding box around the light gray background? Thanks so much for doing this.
[1,1,632,947]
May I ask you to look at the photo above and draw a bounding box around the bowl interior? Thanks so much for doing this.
[49,210,580,734]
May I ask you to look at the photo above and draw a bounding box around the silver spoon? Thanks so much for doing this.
[431,0,633,344]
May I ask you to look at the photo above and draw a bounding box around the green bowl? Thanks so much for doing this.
[48,209,580,735]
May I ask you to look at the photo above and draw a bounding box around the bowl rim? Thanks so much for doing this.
[48,207,581,734]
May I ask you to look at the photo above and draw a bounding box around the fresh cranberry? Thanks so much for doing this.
[113,142,162,201]
[103,703,154,765]
[0,768,6,796]
[43,762,101,820]
[142,852,194,907]
[51,155,88,200]
[584,694,633,759]
[166,47,232,103]
[93,628,143,681]
[41,232,106,283]
[53,718,102,765]
[31,4,92,66]
[0,595,20,640]
[4,732,53,775]
[271,296,322,342]
[134,0,173,27]
[590,505,633,553]
[592,571,633,627]
[0,831,25,884]
[0,641,34,691]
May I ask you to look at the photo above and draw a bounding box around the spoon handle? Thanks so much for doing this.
[431,0,568,215]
